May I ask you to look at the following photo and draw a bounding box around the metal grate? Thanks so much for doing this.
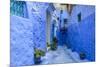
[10,0,28,18]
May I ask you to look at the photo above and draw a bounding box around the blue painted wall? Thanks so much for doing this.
[66,5,95,61]
[10,15,34,66]
[10,2,95,66]
[28,2,48,51]
[80,13,95,61]
[10,2,49,66]
[57,10,69,46]
[56,5,95,61]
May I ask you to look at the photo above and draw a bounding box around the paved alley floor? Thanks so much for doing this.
[41,46,88,64]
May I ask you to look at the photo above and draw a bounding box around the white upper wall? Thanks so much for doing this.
[20,0,95,5]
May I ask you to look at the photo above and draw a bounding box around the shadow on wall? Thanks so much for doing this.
[67,13,95,61]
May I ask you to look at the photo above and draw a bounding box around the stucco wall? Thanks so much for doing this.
[10,15,34,66]
[56,5,95,61]
[66,5,95,61]
[10,2,49,66]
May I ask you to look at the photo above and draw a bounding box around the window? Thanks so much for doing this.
[10,0,28,18]
[64,18,67,23]
[78,12,81,22]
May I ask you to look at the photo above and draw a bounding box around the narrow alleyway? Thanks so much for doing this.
[10,1,95,66]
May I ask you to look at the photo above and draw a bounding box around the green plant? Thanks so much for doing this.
[34,49,41,58]
[50,37,58,50]
[34,48,45,58]
[53,37,58,43]
[47,42,51,48]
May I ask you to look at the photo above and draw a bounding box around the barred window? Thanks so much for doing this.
[10,0,28,18]
[78,12,81,22]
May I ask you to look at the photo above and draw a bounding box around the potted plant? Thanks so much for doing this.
[50,37,58,51]
[47,42,50,47]
[79,52,86,60]
[34,48,41,64]
[34,48,45,64]
[47,42,51,51]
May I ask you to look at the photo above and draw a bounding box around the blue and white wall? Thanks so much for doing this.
[10,15,34,66]
[10,2,95,66]
[26,2,49,51]
[10,2,50,66]
[55,5,95,61]
[66,5,95,61]
[56,9,69,46]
